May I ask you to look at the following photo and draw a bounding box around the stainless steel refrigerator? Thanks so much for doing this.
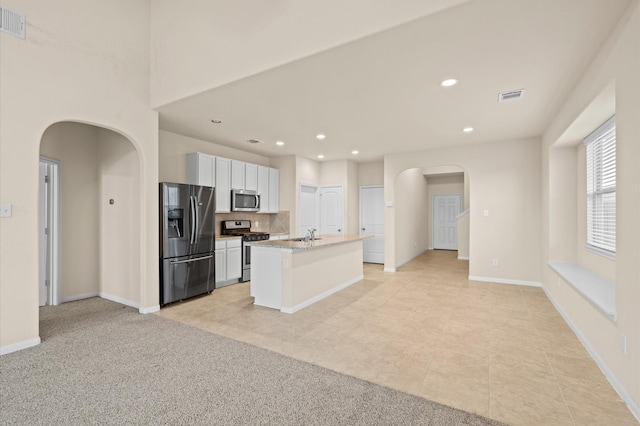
[159,182,215,306]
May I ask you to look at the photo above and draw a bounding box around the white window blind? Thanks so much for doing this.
[584,116,616,254]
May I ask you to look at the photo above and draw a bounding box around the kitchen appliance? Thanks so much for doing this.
[159,182,216,305]
[231,189,260,212]
[221,220,269,282]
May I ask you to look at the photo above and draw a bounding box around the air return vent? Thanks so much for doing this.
[498,89,524,102]
[246,139,264,144]
[0,7,26,39]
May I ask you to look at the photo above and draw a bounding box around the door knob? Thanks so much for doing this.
[361,228,365,231]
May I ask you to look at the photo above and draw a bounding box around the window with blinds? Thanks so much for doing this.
[585,116,616,254]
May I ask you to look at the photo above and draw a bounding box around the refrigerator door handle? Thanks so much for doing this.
[194,195,200,244]
[189,196,196,245]
[170,254,213,265]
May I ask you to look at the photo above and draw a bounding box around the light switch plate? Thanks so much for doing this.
[0,204,12,218]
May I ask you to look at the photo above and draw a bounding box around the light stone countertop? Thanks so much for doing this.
[215,235,242,240]
[246,234,372,251]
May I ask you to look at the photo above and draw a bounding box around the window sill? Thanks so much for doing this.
[585,245,616,260]
[548,261,616,322]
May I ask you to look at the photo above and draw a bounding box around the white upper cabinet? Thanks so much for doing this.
[231,160,245,190]
[257,166,270,213]
[186,153,278,214]
[268,168,279,213]
[186,153,215,188]
[215,157,231,212]
[245,163,258,191]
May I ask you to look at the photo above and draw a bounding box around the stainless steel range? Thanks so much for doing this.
[221,220,269,282]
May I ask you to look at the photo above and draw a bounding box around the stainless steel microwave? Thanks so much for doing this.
[231,189,260,212]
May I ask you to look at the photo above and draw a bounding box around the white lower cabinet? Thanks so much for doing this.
[226,239,242,281]
[215,238,242,286]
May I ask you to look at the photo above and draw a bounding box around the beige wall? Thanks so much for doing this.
[426,174,465,250]
[385,138,542,282]
[98,129,141,305]
[542,1,640,409]
[394,168,429,267]
[40,123,100,300]
[0,0,158,352]
[358,161,384,187]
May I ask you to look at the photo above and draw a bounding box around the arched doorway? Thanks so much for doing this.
[39,122,141,309]
[391,164,469,271]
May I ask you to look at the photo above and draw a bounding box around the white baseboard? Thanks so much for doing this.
[1,337,41,356]
[99,292,139,309]
[61,292,99,303]
[383,267,396,273]
[396,249,427,269]
[458,256,469,260]
[281,275,363,314]
[468,275,542,287]
[140,305,160,314]
[542,286,640,422]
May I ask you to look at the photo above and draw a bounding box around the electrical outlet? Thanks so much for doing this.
[621,334,627,354]
[483,209,489,217]
[492,258,499,266]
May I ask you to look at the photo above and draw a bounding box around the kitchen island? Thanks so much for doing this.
[247,235,372,313]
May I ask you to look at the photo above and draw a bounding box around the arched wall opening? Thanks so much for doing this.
[39,121,141,308]
[392,165,469,270]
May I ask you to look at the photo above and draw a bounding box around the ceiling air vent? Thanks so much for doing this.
[246,139,264,144]
[498,89,524,102]
[0,7,26,39]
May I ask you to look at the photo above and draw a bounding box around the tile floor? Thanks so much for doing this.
[156,250,638,425]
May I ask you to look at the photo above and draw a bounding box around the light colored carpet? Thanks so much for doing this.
[1,297,507,425]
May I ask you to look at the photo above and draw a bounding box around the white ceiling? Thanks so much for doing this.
[157,0,631,163]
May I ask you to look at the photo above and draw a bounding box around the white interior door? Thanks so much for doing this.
[319,186,343,235]
[39,158,59,306]
[299,184,318,237]
[433,194,461,250]
[360,186,384,263]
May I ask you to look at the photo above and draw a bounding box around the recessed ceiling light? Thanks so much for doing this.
[351,150,359,155]
[441,79,458,87]
[275,141,285,146]
[317,154,325,159]
[210,119,223,124]
[463,127,474,133]
[316,134,326,140]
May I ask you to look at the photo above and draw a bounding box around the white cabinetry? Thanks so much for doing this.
[269,168,279,213]
[186,153,279,213]
[215,240,227,285]
[186,153,215,188]
[245,163,258,191]
[226,239,242,281]
[215,238,242,286]
[258,166,270,213]
[215,157,231,213]
[231,160,245,190]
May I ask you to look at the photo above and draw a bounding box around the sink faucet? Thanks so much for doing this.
[305,228,317,242]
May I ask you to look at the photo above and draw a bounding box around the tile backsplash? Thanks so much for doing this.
[215,211,290,235]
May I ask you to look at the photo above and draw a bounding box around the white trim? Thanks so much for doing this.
[468,276,542,287]
[99,292,139,309]
[1,337,41,355]
[542,287,640,423]
[280,275,363,314]
[139,305,160,314]
[39,157,60,306]
[585,244,616,260]
[384,267,396,273]
[457,256,469,260]
[455,209,470,220]
[61,292,99,303]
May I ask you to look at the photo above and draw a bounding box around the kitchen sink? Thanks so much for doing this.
[285,237,323,242]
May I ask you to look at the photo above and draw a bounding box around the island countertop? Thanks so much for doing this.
[246,234,372,251]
